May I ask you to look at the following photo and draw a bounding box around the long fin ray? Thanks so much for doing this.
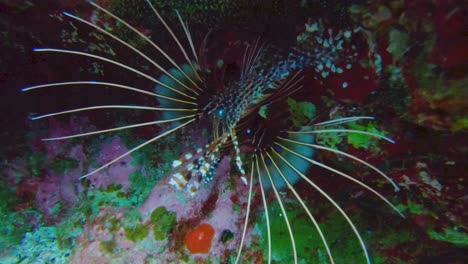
[275,70,303,95]
[288,128,395,143]
[267,150,335,263]
[143,0,202,83]
[267,72,305,106]
[31,105,196,120]
[79,118,195,179]
[244,38,260,80]
[313,116,375,127]
[234,157,255,264]
[155,64,202,121]
[273,142,372,264]
[255,155,272,264]
[240,44,251,81]
[276,140,405,218]
[62,11,200,96]
[279,137,400,191]
[21,81,197,106]
[248,40,267,76]
[239,71,304,121]
[266,151,335,264]
[42,114,195,141]
[175,10,199,63]
[259,152,298,264]
[33,48,196,101]
[89,0,203,92]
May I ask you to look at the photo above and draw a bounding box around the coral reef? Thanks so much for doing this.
[0,0,466,263]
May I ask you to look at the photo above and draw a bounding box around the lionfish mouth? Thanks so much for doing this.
[22,1,404,263]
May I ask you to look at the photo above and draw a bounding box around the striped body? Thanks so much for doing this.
[207,21,359,134]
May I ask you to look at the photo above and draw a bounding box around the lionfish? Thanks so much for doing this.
[22,1,404,263]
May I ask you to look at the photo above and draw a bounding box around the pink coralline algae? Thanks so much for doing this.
[67,156,253,262]
[139,157,251,258]
[5,116,138,223]
[86,136,138,192]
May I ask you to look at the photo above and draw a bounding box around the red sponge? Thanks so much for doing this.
[184,223,215,254]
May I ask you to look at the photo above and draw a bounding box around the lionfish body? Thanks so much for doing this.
[24,1,404,263]
[163,33,359,192]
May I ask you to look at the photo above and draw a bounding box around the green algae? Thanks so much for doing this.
[254,199,419,263]
[370,222,417,249]
[51,157,79,175]
[124,223,149,242]
[258,105,269,119]
[122,209,143,228]
[107,217,121,232]
[0,179,36,250]
[346,121,386,150]
[451,117,468,132]
[27,152,47,177]
[99,239,117,254]
[53,182,136,249]
[255,200,366,263]
[315,120,386,151]
[397,200,431,215]
[287,97,316,127]
[408,51,468,131]
[8,226,73,263]
[89,184,133,212]
[428,228,468,246]
[220,230,234,243]
[127,136,178,206]
[411,63,441,90]
[387,28,410,63]
[315,127,343,149]
[232,203,241,213]
[150,206,177,240]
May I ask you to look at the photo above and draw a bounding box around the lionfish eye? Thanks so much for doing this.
[217,108,225,117]
[246,128,252,134]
